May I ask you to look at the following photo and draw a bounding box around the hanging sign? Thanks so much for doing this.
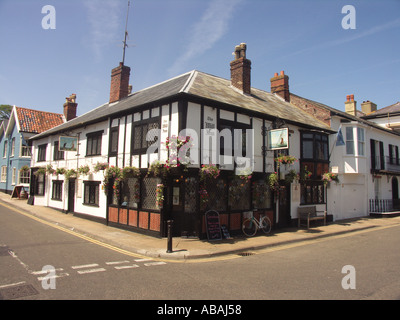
[267,128,289,150]
[59,136,78,152]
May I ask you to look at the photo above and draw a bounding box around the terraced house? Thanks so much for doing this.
[0,106,64,196]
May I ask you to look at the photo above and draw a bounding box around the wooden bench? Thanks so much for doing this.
[297,206,326,229]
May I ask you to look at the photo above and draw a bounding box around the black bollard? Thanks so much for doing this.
[166,220,173,253]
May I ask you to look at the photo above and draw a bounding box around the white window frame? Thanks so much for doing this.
[1,166,7,182]
[11,167,16,185]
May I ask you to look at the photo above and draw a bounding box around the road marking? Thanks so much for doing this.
[77,268,106,275]
[37,273,69,281]
[114,264,139,270]
[71,263,99,269]
[144,261,167,266]
[105,260,130,265]
[31,268,64,275]
[0,281,26,289]
[134,258,152,262]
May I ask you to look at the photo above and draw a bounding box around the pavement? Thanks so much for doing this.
[1,192,400,262]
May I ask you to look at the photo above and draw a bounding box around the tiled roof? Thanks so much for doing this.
[30,70,333,140]
[364,101,400,117]
[16,107,64,134]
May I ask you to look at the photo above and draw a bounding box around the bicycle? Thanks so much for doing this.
[242,212,272,237]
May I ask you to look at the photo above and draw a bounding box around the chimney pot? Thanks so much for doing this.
[63,94,78,121]
[274,72,279,77]
[109,62,131,103]
[270,70,290,102]
[230,43,251,94]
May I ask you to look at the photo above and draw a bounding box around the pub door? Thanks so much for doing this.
[169,176,198,237]
[277,184,291,228]
[67,179,75,213]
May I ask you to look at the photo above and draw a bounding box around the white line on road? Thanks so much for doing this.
[144,262,167,266]
[114,264,139,270]
[77,268,106,275]
[71,263,99,269]
[105,260,130,265]
[0,281,26,289]
[37,273,69,281]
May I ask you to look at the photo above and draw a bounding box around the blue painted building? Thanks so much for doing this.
[0,106,64,195]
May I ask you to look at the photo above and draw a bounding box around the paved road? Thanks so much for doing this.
[1,202,400,304]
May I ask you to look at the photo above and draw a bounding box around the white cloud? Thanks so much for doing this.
[168,0,243,76]
[84,0,122,62]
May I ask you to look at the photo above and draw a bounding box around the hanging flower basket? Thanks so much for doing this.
[200,164,220,182]
[274,154,297,168]
[322,172,339,185]
[122,166,140,179]
[267,172,280,191]
[64,169,77,180]
[19,165,30,173]
[34,167,46,176]
[55,167,66,176]
[93,162,109,172]
[156,184,164,208]
[77,165,91,176]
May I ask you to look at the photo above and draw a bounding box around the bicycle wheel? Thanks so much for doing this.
[260,216,272,234]
[242,218,257,237]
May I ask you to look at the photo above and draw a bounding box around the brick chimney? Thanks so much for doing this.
[345,94,357,116]
[63,94,77,121]
[270,71,290,102]
[361,100,377,114]
[109,62,131,103]
[230,43,251,94]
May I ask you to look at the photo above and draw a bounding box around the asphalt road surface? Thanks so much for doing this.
[1,202,400,305]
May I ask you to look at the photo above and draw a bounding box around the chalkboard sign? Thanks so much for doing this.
[205,210,222,241]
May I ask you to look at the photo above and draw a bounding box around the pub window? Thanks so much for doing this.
[83,181,100,206]
[109,127,119,155]
[53,141,65,160]
[301,131,329,178]
[252,180,272,209]
[35,173,45,196]
[121,177,140,208]
[86,131,103,156]
[300,181,325,205]
[37,144,47,162]
[132,119,160,155]
[52,180,63,201]
[141,177,161,210]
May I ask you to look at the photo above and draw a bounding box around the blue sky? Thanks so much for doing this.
[0,0,399,117]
